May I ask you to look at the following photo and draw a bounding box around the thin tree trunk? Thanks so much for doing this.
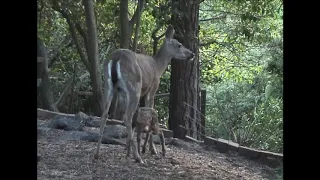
[132,0,145,52]
[37,36,59,112]
[169,0,200,139]
[40,72,59,112]
[55,76,73,109]
[120,0,129,48]
[83,0,103,116]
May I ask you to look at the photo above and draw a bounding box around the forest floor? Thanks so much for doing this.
[37,120,282,180]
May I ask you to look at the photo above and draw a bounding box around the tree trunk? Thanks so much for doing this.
[83,0,103,116]
[120,0,129,48]
[37,36,59,112]
[40,72,59,112]
[132,0,145,52]
[168,0,200,139]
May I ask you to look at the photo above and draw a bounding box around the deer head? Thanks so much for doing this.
[163,25,194,60]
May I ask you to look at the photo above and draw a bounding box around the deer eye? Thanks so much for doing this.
[178,44,182,48]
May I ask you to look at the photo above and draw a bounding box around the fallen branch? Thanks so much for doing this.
[75,91,170,98]
[37,108,173,136]
[37,108,125,126]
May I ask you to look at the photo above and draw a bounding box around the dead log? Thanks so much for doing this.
[37,126,126,145]
[75,91,170,98]
[37,108,124,126]
[37,108,173,138]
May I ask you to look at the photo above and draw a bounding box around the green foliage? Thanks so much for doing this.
[205,69,283,153]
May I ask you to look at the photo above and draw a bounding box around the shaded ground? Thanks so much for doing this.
[37,122,281,180]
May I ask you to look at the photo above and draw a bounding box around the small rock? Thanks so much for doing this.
[103,125,127,138]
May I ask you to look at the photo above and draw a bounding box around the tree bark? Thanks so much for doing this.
[169,0,200,139]
[37,36,59,112]
[120,0,129,48]
[83,0,103,116]
[132,0,145,52]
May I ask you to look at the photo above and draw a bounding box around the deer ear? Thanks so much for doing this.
[165,25,175,40]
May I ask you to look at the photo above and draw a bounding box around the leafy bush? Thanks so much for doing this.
[205,74,282,153]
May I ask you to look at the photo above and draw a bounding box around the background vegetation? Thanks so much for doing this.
[37,0,283,153]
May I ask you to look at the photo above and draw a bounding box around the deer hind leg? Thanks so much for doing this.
[94,60,114,159]
[120,90,142,163]
[110,89,124,120]
[136,127,142,155]
[116,62,143,163]
[109,91,118,119]
[125,91,143,163]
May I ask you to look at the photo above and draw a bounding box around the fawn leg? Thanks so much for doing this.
[142,132,150,154]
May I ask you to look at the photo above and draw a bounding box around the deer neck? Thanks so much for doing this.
[153,45,172,76]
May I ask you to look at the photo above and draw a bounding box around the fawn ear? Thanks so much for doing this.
[165,25,175,40]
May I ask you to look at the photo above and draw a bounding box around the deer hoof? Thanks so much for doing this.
[93,153,99,159]
[151,150,158,155]
[135,158,144,164]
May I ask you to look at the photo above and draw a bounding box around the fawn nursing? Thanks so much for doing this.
[132,107,166,157]
[94,25,194,163]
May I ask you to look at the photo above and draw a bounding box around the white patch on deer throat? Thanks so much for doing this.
[144,126,149,132]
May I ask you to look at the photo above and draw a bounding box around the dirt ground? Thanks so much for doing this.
[37,126,281,180]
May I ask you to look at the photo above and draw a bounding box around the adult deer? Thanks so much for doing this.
[94,25,194,163]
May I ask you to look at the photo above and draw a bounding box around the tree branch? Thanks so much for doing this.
[200,37,238,54]
[151,24,165,55]
[200,14,226,21]
[48,35,73,68]
[128,0,145,38]
[51,1,91,73]
[75,22,89,54]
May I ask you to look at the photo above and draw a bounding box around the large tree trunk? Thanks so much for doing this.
[37,36,59,112]
[168,0,200,139]
[83,0,103,116]
[119,0,129,48]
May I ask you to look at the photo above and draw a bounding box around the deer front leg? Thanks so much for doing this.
[145,81,159,108]
[136,127,142,155]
